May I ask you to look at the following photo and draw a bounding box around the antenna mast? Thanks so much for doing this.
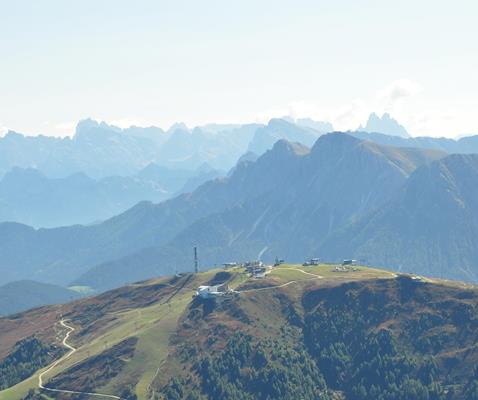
[194,246,199,273]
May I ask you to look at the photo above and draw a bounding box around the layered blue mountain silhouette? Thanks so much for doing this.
[1,117,478,298]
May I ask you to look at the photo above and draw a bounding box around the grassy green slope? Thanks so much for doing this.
[1,264,477,399]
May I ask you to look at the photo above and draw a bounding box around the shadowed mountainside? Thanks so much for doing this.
[73,134,446,291]
[0,164,223,228]
[322,153,478,283]
[4,131,478,294]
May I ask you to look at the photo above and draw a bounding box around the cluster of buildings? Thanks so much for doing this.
[303,258,320,266]
[222,260,269,278]
[192,246,358,300]
[334,259,358,272]
[194,256,362,299]
[244,261,267,279]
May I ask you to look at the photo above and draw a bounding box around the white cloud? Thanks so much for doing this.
[376,79,423,114]
[0,126,9,137]
[377,79,422,102]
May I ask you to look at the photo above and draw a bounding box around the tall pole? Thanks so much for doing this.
[194,246,199,273]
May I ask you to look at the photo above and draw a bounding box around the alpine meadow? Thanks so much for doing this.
[1,1,478,399]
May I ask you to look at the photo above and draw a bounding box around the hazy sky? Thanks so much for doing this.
[1,0,477,138]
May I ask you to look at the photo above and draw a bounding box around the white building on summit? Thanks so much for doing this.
[195,283,231,299]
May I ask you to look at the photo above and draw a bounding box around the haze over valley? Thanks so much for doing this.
[2,1,478,399]
[1,114,478,295]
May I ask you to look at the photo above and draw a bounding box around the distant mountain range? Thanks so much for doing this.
[351,130,478,153]
[0,164,222,227]
[6,131,478,294]
[0,118,330,179]
[0,117,323,224]
[4,115,477,184]
[1,118,478,292]
[0,120,163,179]
[0,118,331,227]
[69,134,478,289]
[247,118,323,155]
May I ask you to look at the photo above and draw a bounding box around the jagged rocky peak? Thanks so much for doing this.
[359,112,410,138]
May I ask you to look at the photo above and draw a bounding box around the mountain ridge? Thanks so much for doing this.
[0,164,222,228]
[0,119,322,178]
[73,133,446,291]
[3,132,477,294]
[358,112,410,138]
[322,153,478,282]
[1,265,478,399]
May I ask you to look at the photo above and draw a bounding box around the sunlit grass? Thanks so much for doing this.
[0,264,408,399]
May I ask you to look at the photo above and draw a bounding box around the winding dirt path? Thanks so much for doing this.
[239,268,323,294]
[147,359,166,400]
[39,319,121,399]
[279,267,324,278]
[37,270,322,398]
